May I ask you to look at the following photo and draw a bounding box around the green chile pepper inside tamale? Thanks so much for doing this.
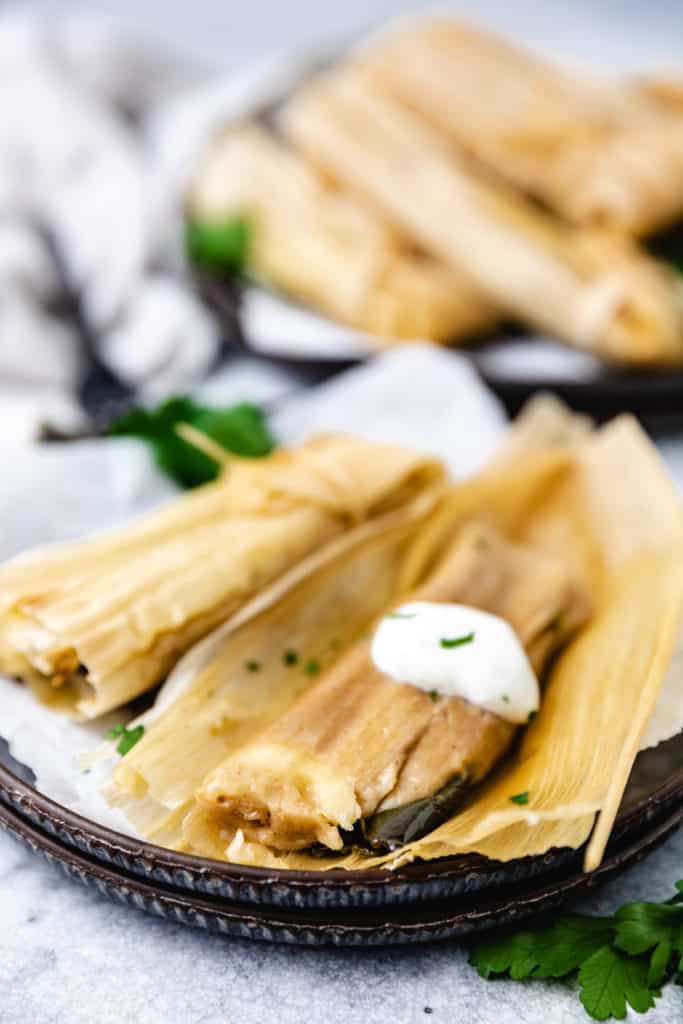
[192,520,590,855]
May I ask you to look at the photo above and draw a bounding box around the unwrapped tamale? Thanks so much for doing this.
[188,520,589,855]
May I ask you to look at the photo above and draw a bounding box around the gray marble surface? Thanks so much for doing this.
[0,827,681,1024]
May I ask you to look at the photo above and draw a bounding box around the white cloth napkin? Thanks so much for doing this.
[0,12,312,442]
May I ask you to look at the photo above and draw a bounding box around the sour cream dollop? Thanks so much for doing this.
[370,602,539,724]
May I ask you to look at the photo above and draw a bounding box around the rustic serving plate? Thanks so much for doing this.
[1,733,682,928]
[1,784,682,946]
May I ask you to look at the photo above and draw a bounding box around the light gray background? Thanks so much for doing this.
[2,2,683,1022]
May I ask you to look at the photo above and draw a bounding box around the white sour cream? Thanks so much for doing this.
[370,602,539,725]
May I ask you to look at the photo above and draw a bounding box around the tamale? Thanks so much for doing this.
[344,416,683,874]
[0,434,443,718]
[188,124,496,343]
[360,19,683,235]
[280,67,683,365]
[103,484,443,840]
[105,441,572,848]
[189,520,589,855]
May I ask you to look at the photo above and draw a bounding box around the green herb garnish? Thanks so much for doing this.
[440,632,475,649]
[501,694,510,704]
[245,660,261,673]
[386,611,416,620]
[105,723,145,757]
[304,658,321,677]
[428,690,439,703]
[283,650,299,667]
[469,879,683,1020]
[509,791,529,805]
[185,216,251,275]
[109,396,275,489]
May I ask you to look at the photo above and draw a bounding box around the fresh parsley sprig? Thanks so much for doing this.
[109,396,275,489]
[185,216,251,276]
[469,880,683,1020]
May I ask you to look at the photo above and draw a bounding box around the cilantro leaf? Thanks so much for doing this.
[469,915,612,982]
[109,396,275,488]
[578,945,655,1021]
[185,217,251,275]
[647,939,672,989]
[614,900,683,957]
[509,791,529,805]
[105,723,145,757]
[469,928,540,980]
[468,879,683,1021]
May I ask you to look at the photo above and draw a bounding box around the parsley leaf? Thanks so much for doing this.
[509,791,529,805]
[105,723,145,756]
[185,217,251,275]
[578,946,655,1021]
[440,632,475,649]
[468,879,683,1020]
[109,396,275,488]
[469,914,612,981]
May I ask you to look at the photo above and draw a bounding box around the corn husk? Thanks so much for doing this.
[0,435,443,718]
[191,520,588,854]
[280,67,683,366]
[104,485,444,838]
[189,124,496,343]
[360,18,683,236]
[185,414,683,871]
[106,439,571,847]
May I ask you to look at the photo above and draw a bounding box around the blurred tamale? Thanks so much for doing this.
[0,435,444,718]
[279,67,683,366]
[360,19,683,236]
[188,125,496,343]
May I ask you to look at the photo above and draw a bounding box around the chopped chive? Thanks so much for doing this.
[304,658,321,676]
[245,660,261,673]
[501,694,510,704]
[440,632,475,649]
[386,611,416,620]
[283,650,299,666]
[509,791,529,805]
[105,723,145,757]
[428,689,439,703]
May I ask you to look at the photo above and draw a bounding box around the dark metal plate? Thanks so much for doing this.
[1,734,682,914]
[1,794,681,946]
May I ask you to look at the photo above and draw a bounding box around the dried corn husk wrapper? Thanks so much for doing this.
[106,437,572,851]
[360,18,683,236]
[103,487,446,842]
[0,435,444,719]
[188,124,496,344]
[280,67,683,366]
[178,410,683,872]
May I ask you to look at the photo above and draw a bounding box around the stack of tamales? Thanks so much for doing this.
[188,17,683,365]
